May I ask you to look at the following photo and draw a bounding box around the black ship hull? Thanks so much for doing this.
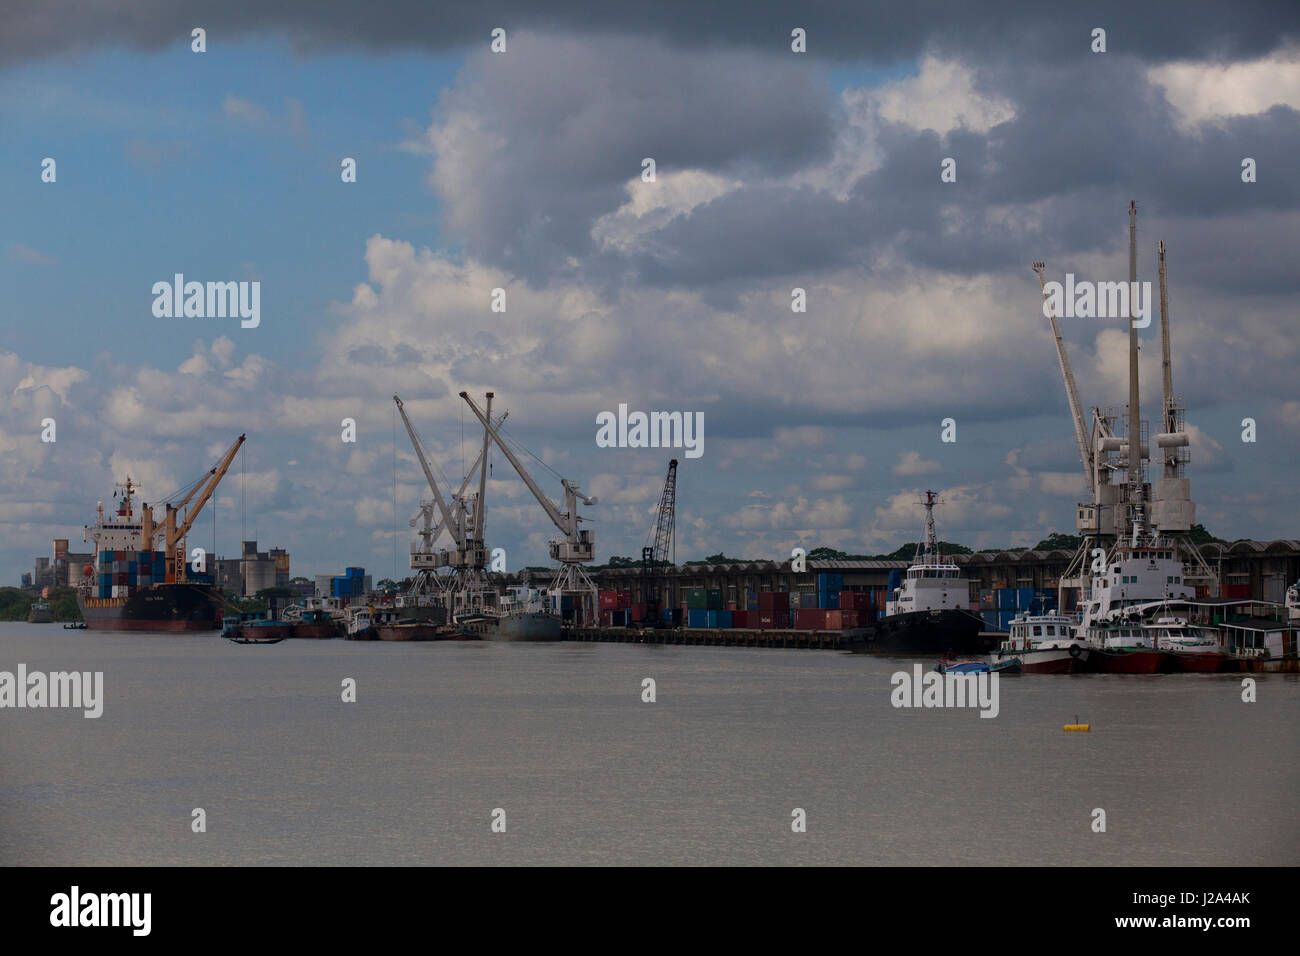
[860,608,990,654]
[78,583,224,632]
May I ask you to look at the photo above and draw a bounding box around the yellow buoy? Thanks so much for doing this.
[1064,723,1090,732]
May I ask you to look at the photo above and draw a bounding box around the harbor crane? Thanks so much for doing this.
[640,458,678,626]
[407,409,507,593]
[394,394,497,606]
[459,391,600,622]
[138,433,246,584]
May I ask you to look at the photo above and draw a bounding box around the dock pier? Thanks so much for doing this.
[561,626,867,650]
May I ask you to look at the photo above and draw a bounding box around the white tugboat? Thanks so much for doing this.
[991,612,1088,673]
[1076,536,1195,673]
[863,491,987,654]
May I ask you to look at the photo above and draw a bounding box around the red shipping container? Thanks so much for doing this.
[732,610,749,627]
[825,610,842,630]
[794,608,826,630]
[840,591,869,610]
[630,604,646,621]
[758,591,790,611]
[599,591,619,610]
[617,592,632,609]
[841,610,858,629]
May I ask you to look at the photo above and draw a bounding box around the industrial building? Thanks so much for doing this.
[509,539,1300,611]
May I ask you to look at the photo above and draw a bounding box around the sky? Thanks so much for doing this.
[2,1,1299,583]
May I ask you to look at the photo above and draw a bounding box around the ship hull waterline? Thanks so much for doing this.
[860,608,990,655]
[77,583,224,632]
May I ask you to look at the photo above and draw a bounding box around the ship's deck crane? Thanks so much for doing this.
[640,459,677,625]
[1033,261,1094,498]
[137,434,245,584]
[459,391,599,622]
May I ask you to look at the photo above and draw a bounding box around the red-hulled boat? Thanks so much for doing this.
[289,609,340,639]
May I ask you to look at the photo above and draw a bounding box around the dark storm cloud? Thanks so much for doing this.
[428,33,833,283]
[2,0,1295,66]
[617,55,1300,292]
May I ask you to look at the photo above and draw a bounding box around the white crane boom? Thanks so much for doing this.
[460,391,570,534]
[394,395,460,544]
[1032,261,1094,496]
[409,410,507,537]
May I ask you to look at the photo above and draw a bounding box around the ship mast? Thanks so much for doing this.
[1126,200,1145,546]
[918,490,941,565]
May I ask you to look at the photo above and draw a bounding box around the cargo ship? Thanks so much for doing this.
[75,436,245,632]
[860,492,988,654]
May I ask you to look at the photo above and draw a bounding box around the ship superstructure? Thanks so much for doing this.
[1033,202,1217,614]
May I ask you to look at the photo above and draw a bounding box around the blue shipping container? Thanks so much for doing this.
[816,573,844,592]
[819,592,840,609]
[687,609,710,628]
[708,610,732,628]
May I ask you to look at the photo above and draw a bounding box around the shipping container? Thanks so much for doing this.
[599,591,619,610]
[686,588,709,610]
[687,608,710,628]
[789,592,802,609]
[839,591,869,610]
[825,609,842,630]
[819,591,840,609]
[841,609,859,629]
[757,591,790,611]
[816,572,844,592]
[794,608,827,630]
[732,610,749,628]
[707,589,723,610]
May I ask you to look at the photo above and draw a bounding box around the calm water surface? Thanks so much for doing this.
[2,624,1296,865]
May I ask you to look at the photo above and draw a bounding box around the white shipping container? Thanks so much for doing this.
[112,585,128,598]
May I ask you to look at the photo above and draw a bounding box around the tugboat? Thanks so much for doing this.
[1075,536,1199,673]
[861,491,987,654]
[1152,615,1230,672]
[26,599,55,623]
[345,606,379,641]
[991,612,1090,673]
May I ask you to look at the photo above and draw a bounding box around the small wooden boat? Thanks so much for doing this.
[226,633,286,644]
[935,656,1021,675]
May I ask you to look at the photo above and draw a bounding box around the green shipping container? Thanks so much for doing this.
[707,588,723,610]
[686,588,709,610]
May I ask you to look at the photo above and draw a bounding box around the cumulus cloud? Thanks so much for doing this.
[894,450,941,476]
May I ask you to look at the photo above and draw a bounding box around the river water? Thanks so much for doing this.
[2,624,1296,865]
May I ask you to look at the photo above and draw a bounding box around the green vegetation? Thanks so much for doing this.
[1031,532,1084,551]
[1190,523,1227,545]
[0,586,83,622]
[254,586,294,601]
